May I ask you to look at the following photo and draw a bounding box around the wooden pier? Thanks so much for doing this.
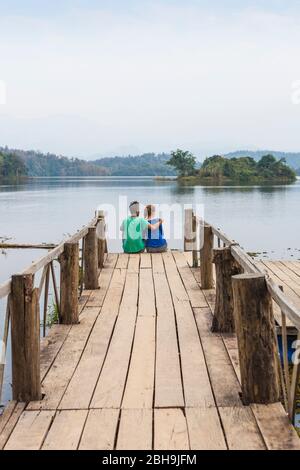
[1,214,300,450]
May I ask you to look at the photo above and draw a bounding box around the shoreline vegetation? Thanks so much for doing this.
[0,146,298,183]
[166,151,297,184]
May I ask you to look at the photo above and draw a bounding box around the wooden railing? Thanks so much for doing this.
[185,210,300,423]
[0,211,107,403]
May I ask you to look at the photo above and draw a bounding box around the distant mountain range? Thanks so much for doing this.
[224,150,300,172]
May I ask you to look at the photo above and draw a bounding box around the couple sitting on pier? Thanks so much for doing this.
[120,201,167,254]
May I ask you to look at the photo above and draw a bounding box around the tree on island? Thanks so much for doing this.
[198,154,296,182]
[167,149,196,177]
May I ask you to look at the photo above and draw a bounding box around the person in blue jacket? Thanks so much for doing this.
[144,204,168,253]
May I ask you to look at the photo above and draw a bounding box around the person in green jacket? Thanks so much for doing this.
[120,201,162,254]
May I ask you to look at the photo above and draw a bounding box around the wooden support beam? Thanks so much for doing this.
[0,243,57,250]
[212,247,242,333]
[10,274,41,402]
[84,227,99,290]
[59,242,79,325]
[200,224,214,289]
[232,273,281,405]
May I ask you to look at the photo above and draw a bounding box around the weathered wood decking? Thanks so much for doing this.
[1,252,300,451]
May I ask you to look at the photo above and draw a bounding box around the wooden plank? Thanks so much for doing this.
[27,307,100,410]
[122,316,155,409]
[194,307,216,337]
[79,290,92,313]
[183,251,193,267]
[0,403,26,450]
[278,261,300,284]
[258,262,294,327]
[172,251,207,307]
[201,288,216,314]
[151,253,165,273]
[115,253,129,269]
[262,260,300,300]
[186,407,227,450]
[191,266,201,283]
[154,409,189,450]
[267,277,300,330]
[138,268,156,317]
[174,301,215,407]
[163,252,215,407]
[140,253,152,269]
[59,269,127,410]
[266,260,296,282]
[42,410,88,450]
[222,334,241,383]
[40,324,72,381]
[219,407,265,450]
[102,253,118,269]
[252,403,300,450]
[79,409,119,450]
[128,254,140,273]
[91,273,139,408]
[4,410,55,450]
[162,252,189,301]
[201,336,231,365]
[268,262,300,299]
[0,402,17,434]
[117,409,152,450]
[86,257,117,307]
[206,361,242,407]
[153,271,184,408]
[282,261,300,278]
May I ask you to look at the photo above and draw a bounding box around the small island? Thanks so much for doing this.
[167,150,297,184]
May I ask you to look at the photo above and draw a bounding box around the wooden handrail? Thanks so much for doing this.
[0,212,106,403]
[202,221,300,329]
[0,217,98,299]
[230,245,260,274]
[211,225,236,247]
[266,277,300,331]
[206,220,300,421]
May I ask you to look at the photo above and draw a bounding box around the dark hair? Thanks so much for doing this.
[144,204,155,219]
[129,200,139,208]
[129,201,139,216]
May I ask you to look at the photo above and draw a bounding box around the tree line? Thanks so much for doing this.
[0,148,176,177]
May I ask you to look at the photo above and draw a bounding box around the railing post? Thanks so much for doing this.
[212,247,242,333]
[11,274,41,402]
[192,214,198,268]
[84,226,99,290]
[232,273,281,404]
[184,208,193,252]
[96,211,106,269]
[59,242,79,324]
[200,224,214,289]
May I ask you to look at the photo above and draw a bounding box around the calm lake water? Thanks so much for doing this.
[1,176,300,406]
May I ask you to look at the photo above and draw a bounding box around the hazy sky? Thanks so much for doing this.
[1,0,300,158]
